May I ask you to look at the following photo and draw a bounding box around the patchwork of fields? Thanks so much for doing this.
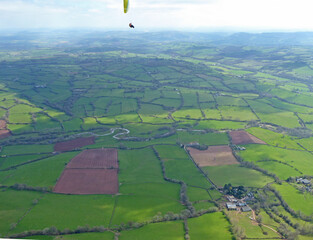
[0,32,313,239]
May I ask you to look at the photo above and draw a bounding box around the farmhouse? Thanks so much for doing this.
[297,178,311,185]
[241,206,252,212]
[237,202,246,207]
[226,195,238,203]
[226,202,237,210]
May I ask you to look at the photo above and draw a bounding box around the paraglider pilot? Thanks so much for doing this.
[129,23,135,28]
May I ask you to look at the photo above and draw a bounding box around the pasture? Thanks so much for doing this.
[273,183,313,217]
[13,193,116,233]
[0,152,78,187]
[246,127,302,150]
[188,212,233,240]
[119,221,184,240]
[238,144,313,177]
[202,164,273,188]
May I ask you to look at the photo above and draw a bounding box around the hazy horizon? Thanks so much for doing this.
[1,0,313,32]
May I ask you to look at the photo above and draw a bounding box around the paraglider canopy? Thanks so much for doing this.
[124,0,129,13]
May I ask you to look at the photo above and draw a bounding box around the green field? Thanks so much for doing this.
[238,144,313,178]
[0,189,42,235]
[0,152,78,187]
[188,212,233,240]
[1,144,54,155]
[202,164,273,188]
[246,127,303,150]
[273,183,313,216]
[154,145,211,188]
[13,193,116,233]
[1,32,313,239]
[176,131,228,145]
[119,221,184,240]
[118,148,164,184]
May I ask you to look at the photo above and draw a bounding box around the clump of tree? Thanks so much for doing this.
[277,223,299,240]
[269,186,313,222]
[187,143,208,150]
[276,126,312,138]
[9,225,109,239]
[183,219,190,240]
[223,184,247,199]
[231,224,246,240]
[10,183,49,193]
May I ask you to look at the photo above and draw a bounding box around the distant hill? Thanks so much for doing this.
[1,31,313,50]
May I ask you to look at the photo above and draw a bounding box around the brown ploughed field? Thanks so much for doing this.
[229,130,266,145]
[188,145,238,167]
[0,129,11,139]
[53,168,118,194]
[67,148,118,169]
[54,136,95,152]
[0,120,11,139]
[53,148,119,194]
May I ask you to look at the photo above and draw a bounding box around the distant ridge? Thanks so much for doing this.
[2,31,313,50]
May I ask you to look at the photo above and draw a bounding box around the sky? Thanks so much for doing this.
[1,0,313,32]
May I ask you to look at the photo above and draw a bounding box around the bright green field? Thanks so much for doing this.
[154,145,188,160]
[118,148,164,184]
[187,186,211,202]
[238,144,313,177]
[176,131,228,145]
[1,144,54,155]
[246,127,303,150]
[194,120,246,130]
[13,193,116,233]
[219,106,257,121]
[188,212,233,240]
[0,152,78,187]
[202,164,273,188]
[55,232,114,240]
[119,221,184,240]
[273,182,313,216]
[297,137,313,151]
[193,201,216,211]
[0,154,50,170]
[154,145,211,188]
[110,194,184,226]
[172,108,203,120]
[0,189,42,235]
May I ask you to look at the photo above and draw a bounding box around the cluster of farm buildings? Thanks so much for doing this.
[225,195,252,212]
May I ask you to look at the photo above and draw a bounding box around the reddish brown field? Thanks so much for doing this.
[0,130,11,139]
[229,131,266,145]
[67,148,118,169]
[0,120,6,129]
[0,120,11,139]
[53,169,118,194]
[54,136,95,152]
[188,145,238,167]
[53,148,119,195]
